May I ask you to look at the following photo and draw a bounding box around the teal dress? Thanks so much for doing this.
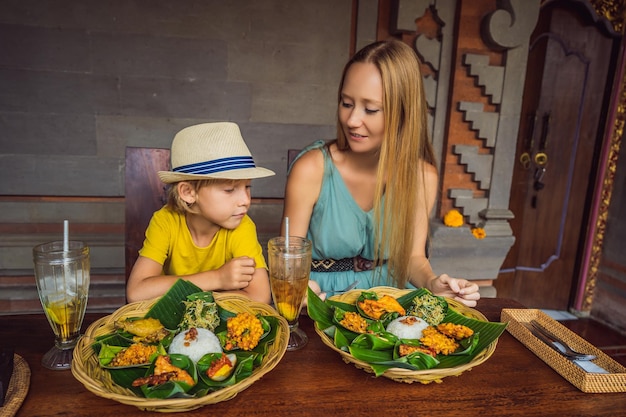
[293,141,402,296]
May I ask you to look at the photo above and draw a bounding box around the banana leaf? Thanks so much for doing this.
[351,332,398,351]
[109,367,147,396]
[309,288,508,375]
[348,345,394,363]
[334,326,350,351]
[92,332,134,354]
[145,279,203,329]
[306,287,334,328]
[369,351,441,377]
[450,332,480,356]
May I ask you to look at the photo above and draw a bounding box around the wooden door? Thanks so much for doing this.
[496,3,619,309]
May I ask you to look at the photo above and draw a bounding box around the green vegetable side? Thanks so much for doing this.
[307,287,508,377]
[91,279,280,399]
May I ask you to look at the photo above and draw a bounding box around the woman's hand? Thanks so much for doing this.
[301,280,326,309]
[429,274,481,307]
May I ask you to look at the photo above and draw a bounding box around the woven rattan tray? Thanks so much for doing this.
[501,309,626,393]
[0,354,30,417]
[72,293,289,412]
[315,286,499,384]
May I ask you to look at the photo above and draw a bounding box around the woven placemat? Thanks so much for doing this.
[0,354,31,417]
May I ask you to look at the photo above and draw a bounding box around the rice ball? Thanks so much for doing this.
[168,327,222,363]
[386,316,429,340]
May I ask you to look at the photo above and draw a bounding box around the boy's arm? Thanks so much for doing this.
[241,266,272,304]
[126,255,266,303]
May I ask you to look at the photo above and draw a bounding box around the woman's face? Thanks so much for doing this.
[338,62,385,153]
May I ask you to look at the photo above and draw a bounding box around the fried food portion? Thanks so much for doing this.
[398,344,436,357]
[132,355,195,387]
[436,323,474,340]
[224,312,264,351]
[358,295,406,320]
[115,317,169,343]
[419,327,459,355]
[110,343,158,367]
[339,311,368,333]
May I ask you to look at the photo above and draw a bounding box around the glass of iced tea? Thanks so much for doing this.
[268,236,311,351]
[33,241,90,370]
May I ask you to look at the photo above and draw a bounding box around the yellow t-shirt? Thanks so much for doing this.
[138,206,267,276]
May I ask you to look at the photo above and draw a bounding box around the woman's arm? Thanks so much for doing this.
[407,163,480,307]
[281,148,325,238]
[407,162,439,288]
[281,148,326,302]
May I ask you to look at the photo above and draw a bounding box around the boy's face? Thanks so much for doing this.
[191,179,252,229]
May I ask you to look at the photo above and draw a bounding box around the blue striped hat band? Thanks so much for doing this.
[173,156,256,175]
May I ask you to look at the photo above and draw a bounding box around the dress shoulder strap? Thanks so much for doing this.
[287,140,329,174]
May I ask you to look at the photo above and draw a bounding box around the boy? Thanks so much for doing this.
[126,122,274,303]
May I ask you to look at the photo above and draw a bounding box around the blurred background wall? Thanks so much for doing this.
[0,0,361,312]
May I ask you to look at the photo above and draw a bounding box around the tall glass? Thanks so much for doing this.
[268,236,311,351]
[33,241,90,370]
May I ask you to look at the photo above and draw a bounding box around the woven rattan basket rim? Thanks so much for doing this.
[316,286,498,384]
[0,354,31,417]
[501,308,626,393]
[71,293,289,412]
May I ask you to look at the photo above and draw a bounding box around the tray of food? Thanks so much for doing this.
[72,279,289,412]
[502,308,626,393]
[308,286,508,384]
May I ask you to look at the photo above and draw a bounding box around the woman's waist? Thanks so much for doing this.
[311,255,386,273]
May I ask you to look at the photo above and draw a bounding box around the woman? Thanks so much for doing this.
[282,39,480,307]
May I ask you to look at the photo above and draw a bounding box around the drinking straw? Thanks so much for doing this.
[63,220,69,252]
[284,218,290,275]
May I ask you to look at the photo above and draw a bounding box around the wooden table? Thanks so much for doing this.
[2,298,625,416]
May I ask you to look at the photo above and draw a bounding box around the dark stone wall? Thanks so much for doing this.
[0,0,351,198]
[0,0,354,313]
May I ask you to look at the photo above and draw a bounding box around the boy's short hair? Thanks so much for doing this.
[166,178,240,214]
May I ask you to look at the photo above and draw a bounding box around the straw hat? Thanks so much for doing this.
[158,122,275,183]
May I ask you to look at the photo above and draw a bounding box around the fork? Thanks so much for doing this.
[334,280,359,295]
[528,320,596,361]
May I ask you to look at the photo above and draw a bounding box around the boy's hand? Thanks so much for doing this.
[218,256,256,290]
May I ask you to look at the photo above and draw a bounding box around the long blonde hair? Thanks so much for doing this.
[335,39,436,288]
